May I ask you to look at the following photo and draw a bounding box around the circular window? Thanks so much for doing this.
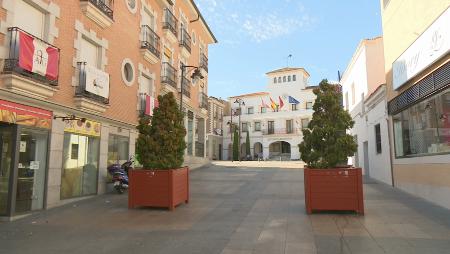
[192,31,196,45]
[121,59,135,86]
[125,0,137,14]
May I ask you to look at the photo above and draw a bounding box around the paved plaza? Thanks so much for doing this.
[2,162,450,254]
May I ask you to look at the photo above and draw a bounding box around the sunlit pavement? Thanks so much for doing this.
[2,162,450,254]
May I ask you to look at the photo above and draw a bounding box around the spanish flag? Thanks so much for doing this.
[270,97,277,111]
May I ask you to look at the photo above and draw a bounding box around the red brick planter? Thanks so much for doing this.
[304,167,364,215]
[128,167,189,211]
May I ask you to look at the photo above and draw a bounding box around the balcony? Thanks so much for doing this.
[140,25,161,64]
[200,53,208,76]
[161,62,177,90]
[162,8,178,44]
[199,92,208,109]
[80,0,114,28]
[1,27,59,100]
[262,128,298,135]
[179,28,192,58]
[75,62,110,114]
[181,76,191,98]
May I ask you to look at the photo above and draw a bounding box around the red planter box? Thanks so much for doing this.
[304,167,364,215]
[128,167,189,211]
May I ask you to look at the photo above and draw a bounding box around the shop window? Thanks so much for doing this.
[375,124,382,154]
[393,89,450,157]
[108,134,129,166]
[61,133,99,199]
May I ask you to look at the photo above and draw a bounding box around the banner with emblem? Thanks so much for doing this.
[64,119,101,137]
[85,65,110,99]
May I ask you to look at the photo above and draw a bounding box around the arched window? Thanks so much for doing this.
[293,75,296,81]
[288,76,291,82]
[283,76,286,82]
[278,77,281,83]
[273,77,277,83]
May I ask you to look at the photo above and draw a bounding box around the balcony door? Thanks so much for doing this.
[13,0,45,39]
[268,121,274,134]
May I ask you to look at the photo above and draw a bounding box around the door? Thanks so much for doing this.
[218,144,222,160]
[363,141,369,177]
[15,128,48,213]
[0,124,15,215]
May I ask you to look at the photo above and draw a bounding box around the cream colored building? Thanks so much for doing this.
[206,96,228,160]
[381,0,450,209]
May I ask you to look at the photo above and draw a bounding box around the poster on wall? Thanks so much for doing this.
[0,99,52,129]
[64,119,101,137]
[85,65,110,98]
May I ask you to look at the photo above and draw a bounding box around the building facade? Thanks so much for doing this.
[206,96,227,160]
[341,37,392,185]
[222,67,316,161]
[0,0,215,219]
[381,0,450,208]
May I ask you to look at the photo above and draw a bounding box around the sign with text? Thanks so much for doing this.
[85,65,110,98]
[393,7,450,90]
[64,119,101,137]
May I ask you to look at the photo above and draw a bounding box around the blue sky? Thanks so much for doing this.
[196,0,383,99]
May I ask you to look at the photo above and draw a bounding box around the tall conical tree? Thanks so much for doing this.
[232,125,239,161]
[299,80,357,168]
[136,92,186,169]
[245,130,251,158]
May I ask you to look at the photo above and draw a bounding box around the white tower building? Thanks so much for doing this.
[222,67,316,160]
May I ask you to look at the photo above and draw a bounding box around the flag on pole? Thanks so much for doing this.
[269,97,277,111]
[279,96,284,109]
[18,30,59,80]
[288,96,300,104]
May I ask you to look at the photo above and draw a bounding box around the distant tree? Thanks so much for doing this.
[136,92,186,169]
[299,80,357,168]
[245,130,251,159]
[232,125,239,161]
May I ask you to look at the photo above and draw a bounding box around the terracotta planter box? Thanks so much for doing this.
[304,167,364,215]
[128,167,189,211]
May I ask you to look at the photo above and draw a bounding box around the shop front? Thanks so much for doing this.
[0,100,52,218]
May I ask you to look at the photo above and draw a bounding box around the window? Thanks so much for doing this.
[375,124,382,154]
[351,83,355,105]
[306,102,313,109]
[293,75,296,81]
[286,120,293,133]
[14,0,45,39]
[126,0,137,13]
[291,104,298,111]
[61,133,100,199]
[247,107,254,114]
[288,76,291,82]
[274,77,277,83]
[268,121,274,134]
[301,118,310,129]
[278,77,281,83]
[283,76,286,82]
[80,37,100,68]
[242,122,248,132]
[261,107,267,113]
[108,134,130,166]
[254,122,261,131]
[393,89,450,157]
[142,8,155,29]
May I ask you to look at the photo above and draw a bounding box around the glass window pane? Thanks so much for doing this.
[0,125,14,215]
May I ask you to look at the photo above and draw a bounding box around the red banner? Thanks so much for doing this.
[0,100,52,129]
[18,30,59,81]
[145,95,159,116]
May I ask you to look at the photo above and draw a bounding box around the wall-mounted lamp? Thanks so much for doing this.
[53,114,86,123]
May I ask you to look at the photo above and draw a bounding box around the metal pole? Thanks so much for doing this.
[180,64,184,113]
[238,105,241,162]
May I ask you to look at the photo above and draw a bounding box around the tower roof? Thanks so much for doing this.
[266,67,310,77]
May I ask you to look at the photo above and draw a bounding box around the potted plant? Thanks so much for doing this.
[129,92,188,211]
[299,80,363,214]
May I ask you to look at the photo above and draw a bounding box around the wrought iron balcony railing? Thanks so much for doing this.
[200,92,208,109]
[262,128,298,135]
[162,8,177,37]
[200,53,208,72]
[161,62,177,89]
[181,76,191,98]
[179,28,192,53]
[2,27,60,86]
[76,62,109,104]
[81,0,113,20]
[141,25,160,58]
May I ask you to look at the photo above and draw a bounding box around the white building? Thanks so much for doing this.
[341,37,392,185]
[222,67,316,161]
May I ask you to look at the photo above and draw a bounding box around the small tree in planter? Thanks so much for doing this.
[299,80,364,214]
[232,125,239,161]
[129,92,189,211]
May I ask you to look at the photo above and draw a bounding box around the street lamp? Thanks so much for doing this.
[179,63,204,113]
[234,98,245,161]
